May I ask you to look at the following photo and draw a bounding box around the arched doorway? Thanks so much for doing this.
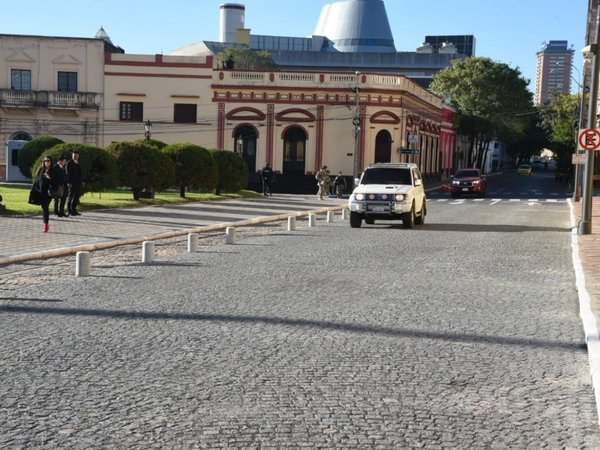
[374,130,392,163]
[283,127,306,175]
[233,126,257,174]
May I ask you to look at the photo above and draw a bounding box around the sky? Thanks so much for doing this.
[0,0,589,94]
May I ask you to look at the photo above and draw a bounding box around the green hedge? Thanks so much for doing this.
[210,149,249,195]
[163,143,218,197]
[19,136,64,178]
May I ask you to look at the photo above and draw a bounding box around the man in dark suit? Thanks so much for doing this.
[66,150,84,216]
[53,155,68,217]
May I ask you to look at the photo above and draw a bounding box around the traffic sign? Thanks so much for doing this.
[578,128,600,151]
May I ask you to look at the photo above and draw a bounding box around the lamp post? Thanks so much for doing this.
[144,120,153,142]
[573,62,587,202]
[352,71,361,183]
[578,7,600,235]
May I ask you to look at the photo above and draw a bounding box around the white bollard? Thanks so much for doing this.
[309,214,317,227]
[326,211,335,223]
[188,233,199,253]
[225,227,236,244]
[342,208,349,220]
[288,216,296,231]
[75,251,90,277]
[142,241,155,263]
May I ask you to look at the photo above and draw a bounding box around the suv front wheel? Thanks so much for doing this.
[402,204,415,229]
[350,211,362,228]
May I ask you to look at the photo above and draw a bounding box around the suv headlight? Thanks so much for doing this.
[395,194,405,202]
[354,193,364,201]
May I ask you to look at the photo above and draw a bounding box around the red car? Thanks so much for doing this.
[451,168,487,198]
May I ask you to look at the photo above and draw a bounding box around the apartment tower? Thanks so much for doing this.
[535,40,574,105]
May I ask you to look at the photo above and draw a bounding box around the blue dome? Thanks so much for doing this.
[313,0,396,53]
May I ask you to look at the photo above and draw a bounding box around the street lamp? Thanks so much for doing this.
[572,61,588,202]
[352,71,361,183]
[144,120,153,142]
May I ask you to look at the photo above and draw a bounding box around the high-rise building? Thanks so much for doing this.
[535,40,574,105]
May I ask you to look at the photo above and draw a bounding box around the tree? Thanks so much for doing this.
[107,141,175,199]
[539,93,580,164]
[505,109,550,165]
[18,136,64,178]
[210,149,249,195]
[162,143,218,197]
[32,143,118,193]
[430,57,534,171]
[216,48,278,70]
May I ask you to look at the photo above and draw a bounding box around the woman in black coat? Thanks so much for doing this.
[34,156,55,232]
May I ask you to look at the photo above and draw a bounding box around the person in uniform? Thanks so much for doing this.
[261,163,273,196]
[315,165,328,200]
[333,171,347,198]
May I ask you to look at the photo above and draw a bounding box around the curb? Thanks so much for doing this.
[568,199,600,426]
[0,205,346,267]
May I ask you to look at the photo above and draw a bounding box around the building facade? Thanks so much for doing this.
[0,34,105,179]
[534,40,575,105]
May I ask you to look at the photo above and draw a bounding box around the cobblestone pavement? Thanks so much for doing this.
[1,198,600,448]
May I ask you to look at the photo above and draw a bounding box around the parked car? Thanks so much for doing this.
[450,168,487,198]
[348,163,426,229]
[517,164,532,176]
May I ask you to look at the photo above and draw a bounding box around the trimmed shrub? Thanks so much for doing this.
[33,143,118,193]
[133,138,167,150]
[19,136,64,178]
[107,141,175,199]
[209,149,249,195]
[163,143,218,197]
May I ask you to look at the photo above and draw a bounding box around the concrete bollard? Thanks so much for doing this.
[225,227,236,244]
[142,241,155,263]
[288,216,296,231]
[326,211,335,223]
[75,251,91,277]
[342,208,349,220]
[309,214,317,227]
[188,233,199,253]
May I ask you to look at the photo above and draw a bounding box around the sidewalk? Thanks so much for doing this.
[571,195,600,423]
[0,194,346,266]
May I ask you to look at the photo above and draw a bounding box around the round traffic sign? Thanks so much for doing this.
[578,128,600,151]
[352,117,360,127]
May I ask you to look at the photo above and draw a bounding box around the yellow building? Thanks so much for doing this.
[0,34,104,179]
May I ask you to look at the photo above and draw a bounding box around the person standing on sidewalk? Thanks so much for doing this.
[261,163,273,196]
[66,150,84,216]
[34,156,54,232]
[53,155,68,217]
[315,165,328,200]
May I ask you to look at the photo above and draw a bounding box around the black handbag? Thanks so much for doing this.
[28,186,42,205]
[48,184,64,200]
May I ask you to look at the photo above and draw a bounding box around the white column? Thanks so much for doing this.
[188,233,199,253]
[225,227,236,244]
[309,214,317,227]
[326,211,334,223]
[342,209,349,220]
[75,251,90,277]
[288,216,296,231]
[142,241,155,263]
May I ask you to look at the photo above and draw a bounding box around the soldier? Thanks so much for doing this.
[333,171,347,198]
[261,162,273,196]
[315,165,328,200]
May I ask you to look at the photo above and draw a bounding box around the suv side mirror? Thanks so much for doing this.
[414,179,422,186]
[354,177,360,187]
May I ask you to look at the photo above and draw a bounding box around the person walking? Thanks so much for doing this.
[34,156,55,232]
[261,163,273,196]
[53,155,68,217]
[333,171,347,198]
[315,165,328,200]
[66,149,84,216]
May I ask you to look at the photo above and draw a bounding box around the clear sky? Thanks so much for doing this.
[0,0,589,94]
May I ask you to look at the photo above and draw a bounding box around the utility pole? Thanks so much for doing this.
[352,71,361,183]
[579,1,600,235]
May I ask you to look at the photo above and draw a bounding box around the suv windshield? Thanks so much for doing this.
[455,169,479,178]
[361,168,412,185]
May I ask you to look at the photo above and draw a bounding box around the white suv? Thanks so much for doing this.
[348,163,426,228]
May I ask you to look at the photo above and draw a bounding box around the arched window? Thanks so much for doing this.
[283,127,306,175]
[234,126,257,174]
[10,131,32,141]
[374,130,392,163]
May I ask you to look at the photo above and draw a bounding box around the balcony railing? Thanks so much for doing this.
[0,89,100,109]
